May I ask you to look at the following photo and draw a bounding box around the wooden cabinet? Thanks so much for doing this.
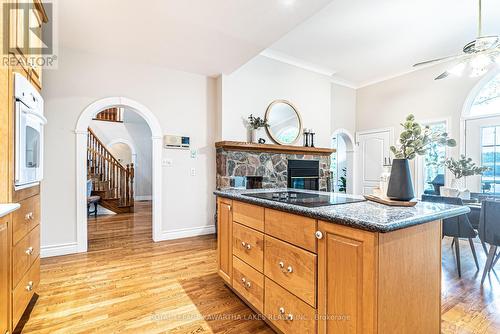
[0,215,11,334]
[217,197,442,334]
[217,198,232,284]
[317,221,377,334]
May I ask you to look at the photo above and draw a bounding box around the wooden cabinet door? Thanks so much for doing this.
[28,0,43,88]
[317,221,377,334]
[217,198,232,284]
[0,217,11,334]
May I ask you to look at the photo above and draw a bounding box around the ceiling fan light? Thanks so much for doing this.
[471,54,491,69]
[448,63,466,76]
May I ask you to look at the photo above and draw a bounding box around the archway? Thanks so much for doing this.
[75,97,163,252]
[331,128,356,194]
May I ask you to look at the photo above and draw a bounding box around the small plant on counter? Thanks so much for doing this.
[247,114,268,130]
[390,114,456,160]
[444,155,489,179]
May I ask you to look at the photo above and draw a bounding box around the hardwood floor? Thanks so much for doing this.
[18,203,500,333]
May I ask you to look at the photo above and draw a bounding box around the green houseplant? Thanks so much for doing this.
[443,155,489,196]
[246,114,268,143]
[387,115,456,200]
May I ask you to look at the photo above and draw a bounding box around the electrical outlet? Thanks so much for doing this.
[190,149,197,159]
[190,168,196,176]
[162,159,173,167]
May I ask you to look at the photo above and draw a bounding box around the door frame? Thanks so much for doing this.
[75,97,163,253]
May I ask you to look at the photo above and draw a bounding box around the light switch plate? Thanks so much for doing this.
[162,158,173,167]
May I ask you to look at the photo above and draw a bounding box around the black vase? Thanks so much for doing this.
[387,159,414,201]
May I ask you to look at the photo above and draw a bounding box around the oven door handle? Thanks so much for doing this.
[22,108,47,124]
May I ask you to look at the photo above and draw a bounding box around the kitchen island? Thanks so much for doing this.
[214,188,469,334]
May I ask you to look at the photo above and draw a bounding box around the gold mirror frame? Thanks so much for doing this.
[264,99,303,146]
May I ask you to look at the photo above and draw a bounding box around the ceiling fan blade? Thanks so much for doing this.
[434,71,450,80]
[413,54,462,67]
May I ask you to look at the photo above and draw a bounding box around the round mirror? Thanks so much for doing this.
[264,100,302,145]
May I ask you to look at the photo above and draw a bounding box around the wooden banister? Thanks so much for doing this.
[87,127,135,207]
[93,107,124,123]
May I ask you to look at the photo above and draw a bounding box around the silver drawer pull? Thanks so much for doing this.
[25,212,34,221]
[287,266,293,273]
[279,261,284,268]
[245,281,251,288]
[25,247,34,255]
[279,307,285,314]
[286,314,294,321]
[241,277,246,283]
[241,241,251,250]
[315,231,323,239]
[25,281,33,291]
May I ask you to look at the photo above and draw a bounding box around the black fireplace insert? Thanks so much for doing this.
[287,160,319,191]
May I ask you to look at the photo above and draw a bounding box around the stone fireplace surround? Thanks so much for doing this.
[216,141,333,191]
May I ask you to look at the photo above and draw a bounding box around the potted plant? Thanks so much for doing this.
[442,155,489,199]
[246,114,268,143]
[388,114,456,200]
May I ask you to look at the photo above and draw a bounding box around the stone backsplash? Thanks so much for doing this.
[216,148,331,191]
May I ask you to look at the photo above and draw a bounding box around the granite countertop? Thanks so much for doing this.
[214,188,470,233]
[0,203,21,218]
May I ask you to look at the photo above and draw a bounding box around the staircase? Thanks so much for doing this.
[93,107,124,123]
[87,127,135,213]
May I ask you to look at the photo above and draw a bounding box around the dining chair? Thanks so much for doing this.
[422,195,479,277]
[479,200,500,284]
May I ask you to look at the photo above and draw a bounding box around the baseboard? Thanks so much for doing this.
[157,225,216,241]
[135,195,152,201]
[41,242,79,258]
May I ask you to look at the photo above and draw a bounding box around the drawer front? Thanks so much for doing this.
[265,278,316,334]
[12,195,40,245]
[265,209,317,253]
[233,222,264,272]
[264,235,317,307]
[12,225,40,288]
[232,256,264,313]
[233,201,264,232]
[13,257,40,328]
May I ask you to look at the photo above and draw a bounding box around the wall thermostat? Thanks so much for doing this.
[164,135,190,149]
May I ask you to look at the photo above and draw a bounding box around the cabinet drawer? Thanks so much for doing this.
[233,201,264,232]
[265,209,317,253]
[232,256,264,313]
[12,195,40,245]
[264,235,317,307]
[233,222,264,272]
[13,257,40,328]
[13,225,40,289]
[265,278,316,334]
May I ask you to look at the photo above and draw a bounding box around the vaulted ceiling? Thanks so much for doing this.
[56,0,333,76]
[267,0,500,87]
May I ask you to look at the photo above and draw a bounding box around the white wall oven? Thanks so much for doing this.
[14,73,46,188]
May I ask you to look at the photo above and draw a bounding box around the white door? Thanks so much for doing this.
[356,129,393,195]
[465,116,500,193]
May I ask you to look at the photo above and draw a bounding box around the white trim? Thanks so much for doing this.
[135,195,152,201]
[260,49,336,77]
[75,97,163,253]
[355,127,395,146]
[330,77,358,89]
[331,128,356,194]
[158,225,216,241]
[41,242,78,258]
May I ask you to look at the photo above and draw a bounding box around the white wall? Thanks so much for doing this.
[331,83,356,136]
[41,48,216,250]
[90,112,153,198]
[219,55,332,147]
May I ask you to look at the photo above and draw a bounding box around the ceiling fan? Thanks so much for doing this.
[413,0,500,80]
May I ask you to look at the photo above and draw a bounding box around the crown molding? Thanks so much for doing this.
[260,49,337,77]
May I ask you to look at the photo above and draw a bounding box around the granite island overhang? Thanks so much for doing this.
[214,188,469,333]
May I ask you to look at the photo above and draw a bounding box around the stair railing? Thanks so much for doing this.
[87,127,135,207]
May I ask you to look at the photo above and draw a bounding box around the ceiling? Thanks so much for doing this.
[55,0,333,76]
[266,0,500,87]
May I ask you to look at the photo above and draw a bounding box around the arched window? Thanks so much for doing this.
[469,72,500,117]
[464,71,500,194]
